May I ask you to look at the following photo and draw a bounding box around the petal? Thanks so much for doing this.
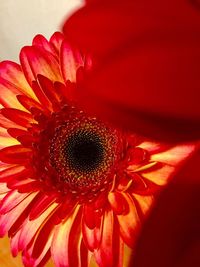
[133,194,154,218]
[32,34,56,56]
[1,108,36,128]
[49,32,65,56]
[20,46,63,86]
[51,206,84,267]
[0,145,32,164]
[151,144,196,166]
[133,150,200,267]
[82,205,103,251]
[63,0,200,141]
[0,135,19,149]
[94,209,123,267]
[108,191,129,215]
[37,75,60,109]
[0,61,36,108]
[23,243,52,267]
[29,193,58,220]
[0,190,31,214]
[116,193,141,247]
[0,192,37,237]
[63,0,135,57]
[60,40,84,82]
[16,95,43,113]
[18,202,58,252]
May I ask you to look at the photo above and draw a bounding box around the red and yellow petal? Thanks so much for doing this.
[20,46,63,86]
[94,209,123,267]
[51,206,87,267]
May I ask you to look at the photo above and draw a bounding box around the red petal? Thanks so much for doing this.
[60,40,84,82]
[0,165,30,182]
[1,108,35,128]
[63,0,200,141]
[94,209,123,267]
[83,203,102,229]
[0,145,32,164]
[31,80,52,112]
[16,95,43,113]
[7,128,29,139]
[37,75,60,109]
[133,150,200,267]
[7,179,40,192]
[20,46,63,86]
[82,209,103,251]
[108,191,129,215]
[29,193,58,220]
[49,32,65,56]
[32,34,56,56]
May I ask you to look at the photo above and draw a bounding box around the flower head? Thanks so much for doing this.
[0,32,195,267]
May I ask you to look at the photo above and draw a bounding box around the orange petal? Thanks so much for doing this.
[116,193,140,247]
[0,61,36,108]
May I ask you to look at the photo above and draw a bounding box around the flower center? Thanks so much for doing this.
[65,130,104,173]
[49,109,123,193]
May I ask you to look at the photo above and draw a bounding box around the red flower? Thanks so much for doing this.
[63,0,200,141]
[132,148,200,267]
[0,32,195,267]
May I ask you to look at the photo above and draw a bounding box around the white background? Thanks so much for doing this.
[0,0,83,62]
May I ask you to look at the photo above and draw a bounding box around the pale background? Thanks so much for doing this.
[0,0,83,266]
[0,0,83,62]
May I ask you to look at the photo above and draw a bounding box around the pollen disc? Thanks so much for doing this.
[50,116,122,191]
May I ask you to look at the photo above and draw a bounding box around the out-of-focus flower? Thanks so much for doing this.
[0,32,195,267]
[63,0,200,141]
[132,147,200,267]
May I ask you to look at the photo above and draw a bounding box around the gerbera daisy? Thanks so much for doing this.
[0,32,195,267]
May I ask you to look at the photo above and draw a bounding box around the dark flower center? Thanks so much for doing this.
[65,130,104,173]
[48,108,124,194]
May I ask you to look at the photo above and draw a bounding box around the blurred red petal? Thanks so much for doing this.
[132,149,200,267]
[63,0,200,141]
